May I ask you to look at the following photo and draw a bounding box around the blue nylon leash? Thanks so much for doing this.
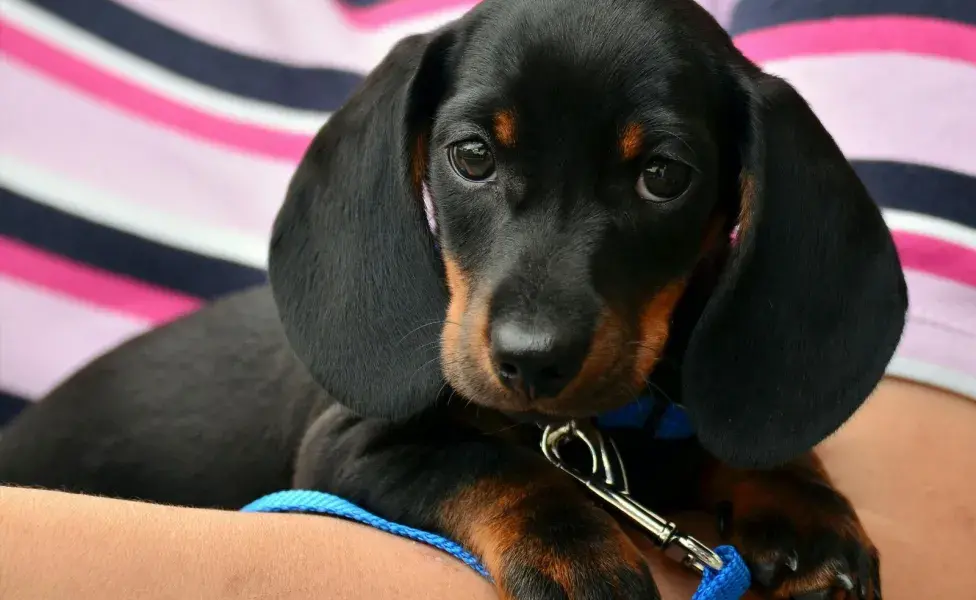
[241,397,750,599]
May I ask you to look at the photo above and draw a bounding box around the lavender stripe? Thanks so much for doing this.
[0,277,151,399]
[0,59,294,238]
[760,53,976,179]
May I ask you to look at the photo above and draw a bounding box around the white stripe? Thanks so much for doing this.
[3,0,330,135]
[887,356,976,402]
[114,0,470,74]
[882,209,976,252]
[0,277,151,399]
[0,157,269,269]
[762,53,976,180]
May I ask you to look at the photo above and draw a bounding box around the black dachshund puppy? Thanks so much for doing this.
[0,0,906,598]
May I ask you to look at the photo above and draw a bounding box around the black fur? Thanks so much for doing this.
[1,1,903,598]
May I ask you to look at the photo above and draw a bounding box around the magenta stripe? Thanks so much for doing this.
[0,20,311,162]
[336,0,476,28]
[893,231,976,288]
[0,237,201,323]
[735,16,976,65]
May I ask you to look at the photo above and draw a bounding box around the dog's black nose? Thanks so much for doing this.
[490,318,588,399]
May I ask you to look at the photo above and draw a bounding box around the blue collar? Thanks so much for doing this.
[596,395,695,440]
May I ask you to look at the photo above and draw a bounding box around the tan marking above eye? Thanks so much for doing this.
[493,110,517,147]
[619,122,643,160]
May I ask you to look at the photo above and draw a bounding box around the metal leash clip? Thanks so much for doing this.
[540,420,723,574]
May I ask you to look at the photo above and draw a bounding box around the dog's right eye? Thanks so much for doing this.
[636,157,693,202]
[449,140,495,181]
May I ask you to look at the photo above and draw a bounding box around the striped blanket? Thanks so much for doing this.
[1,0,974,425]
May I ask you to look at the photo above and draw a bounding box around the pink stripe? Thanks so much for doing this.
[0,20,311,163]
[0,237,201,323]
[893,232,976,288]
[0,59,293,237]
[0,276,152,399]
[336,0,477,28]
[735,16,976,66]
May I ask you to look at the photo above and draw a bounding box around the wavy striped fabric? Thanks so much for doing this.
[1,0,973,424]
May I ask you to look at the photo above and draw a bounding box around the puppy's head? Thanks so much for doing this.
[269,0,907,468]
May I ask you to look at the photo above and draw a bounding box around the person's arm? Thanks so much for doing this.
[0,485,727,600]
[0,486,496,600]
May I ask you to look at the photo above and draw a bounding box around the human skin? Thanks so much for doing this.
[2,378,972,600]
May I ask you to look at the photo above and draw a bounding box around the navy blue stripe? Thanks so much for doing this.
[0,390,29,427]
[341,0,391,6]
[850,161,976,229]
[730,0,976,36]
[0,188,267,300]
[27,0,364,112]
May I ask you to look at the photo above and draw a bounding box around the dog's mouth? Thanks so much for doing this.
[438,250,690,418]
[440,328,655,419]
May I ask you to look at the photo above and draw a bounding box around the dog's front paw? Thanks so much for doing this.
[717,482,880,600]
[492,512,659,600]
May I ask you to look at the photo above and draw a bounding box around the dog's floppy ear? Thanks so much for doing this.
[683,71,908,468]
[268,30,456,419]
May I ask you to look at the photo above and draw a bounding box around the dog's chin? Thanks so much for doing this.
[451,374,641,422]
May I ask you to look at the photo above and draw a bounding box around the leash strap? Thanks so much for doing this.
[242,489,749,599]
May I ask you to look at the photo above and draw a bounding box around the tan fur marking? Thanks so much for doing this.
[494,110,517,147]
[632,280,688,386]
[410,134,428,194]
[440,255,468,384]
[470,293,499,390]
[738,172,756,236]
[442,478,531,579]
[559,308,626,400]
[619,122,643,160]
[441,476,644,597]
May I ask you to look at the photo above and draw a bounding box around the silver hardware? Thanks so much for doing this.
[540,421,723,574]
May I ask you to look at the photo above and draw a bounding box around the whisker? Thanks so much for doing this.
[435,379,451,402]
[405,355,442,388]
[413,339,443,353]
[485,421,525,436]
[395,319,462,346]
[643,377,676,405]
[396,320,444,345]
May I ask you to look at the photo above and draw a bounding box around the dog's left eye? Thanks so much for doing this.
[636,158,693,202]
[449,140,495,181]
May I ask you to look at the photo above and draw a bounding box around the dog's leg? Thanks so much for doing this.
[701,452,880,599]
[293,406,660,600]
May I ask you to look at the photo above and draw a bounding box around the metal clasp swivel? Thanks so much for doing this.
[540,420,723,574]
